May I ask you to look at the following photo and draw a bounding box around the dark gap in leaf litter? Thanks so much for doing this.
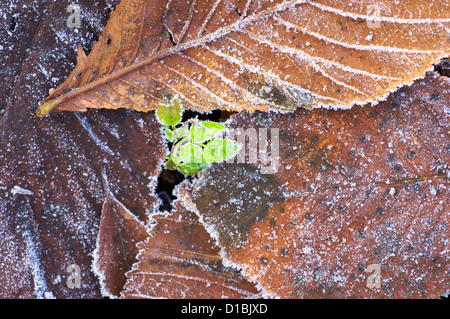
[164,24,177,46]
[435,58,450,77]
[9,16,17,32]
[155,109,236,212]
[155,169,185,212]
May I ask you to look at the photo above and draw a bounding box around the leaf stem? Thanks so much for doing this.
[36,98,63,117]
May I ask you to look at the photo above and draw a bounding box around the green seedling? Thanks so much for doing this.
[156,97,240,176]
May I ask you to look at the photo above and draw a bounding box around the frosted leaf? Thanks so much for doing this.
[38,0,450,116]
[181,72,450,299]
[121,198,261,299]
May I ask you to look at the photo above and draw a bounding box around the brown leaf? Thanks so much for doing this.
[37,0,450,116]
[121,196,261,299]
[0,0,166,298]
[92,195,149,298]
[180,71,450,298]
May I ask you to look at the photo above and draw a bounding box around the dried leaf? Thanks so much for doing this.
[121,197,261,299]
[180,72,450,298]
[38,0,450,116]
[92,196,149,298]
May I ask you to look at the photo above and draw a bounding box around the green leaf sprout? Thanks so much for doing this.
[156,96,183,127]
[157,97,240,176]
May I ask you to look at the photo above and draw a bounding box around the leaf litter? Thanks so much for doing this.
[0,0,168,298]
[179,71,450,298]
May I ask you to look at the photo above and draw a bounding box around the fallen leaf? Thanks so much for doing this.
[121,192,261,299]
[37,0,450,116]
[92,195,149,298]
[180,71,450,298]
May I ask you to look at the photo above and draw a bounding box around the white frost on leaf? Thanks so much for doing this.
[10,185,34,196]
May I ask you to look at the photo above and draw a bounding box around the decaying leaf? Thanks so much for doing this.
[38,0,450,116]
[179,71,450,298]
[121,194,261,299]
[92,195,149,298]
